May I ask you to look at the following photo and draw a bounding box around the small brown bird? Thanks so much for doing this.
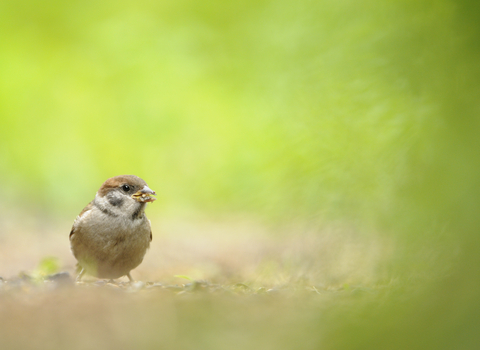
[69,175,156,282]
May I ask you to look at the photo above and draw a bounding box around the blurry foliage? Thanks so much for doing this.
[0,0,449,224]
[32,256,61,278]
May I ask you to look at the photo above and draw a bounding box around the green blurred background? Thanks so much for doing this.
[0,0,479,349]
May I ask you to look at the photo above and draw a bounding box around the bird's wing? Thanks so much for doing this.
[69,201,94,239]
[149,219,153,242]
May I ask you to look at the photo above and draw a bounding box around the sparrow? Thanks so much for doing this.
[69,175,156,282]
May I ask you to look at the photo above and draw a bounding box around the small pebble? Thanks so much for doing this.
[46,272,72,283]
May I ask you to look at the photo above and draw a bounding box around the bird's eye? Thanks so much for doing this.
[121,184,130,192]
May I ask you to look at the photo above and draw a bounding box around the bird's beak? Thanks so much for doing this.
[132,185,157,203]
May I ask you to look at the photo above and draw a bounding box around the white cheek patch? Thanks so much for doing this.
[94,192,143,218]
[123,197,141,212]
[106,191,125,207]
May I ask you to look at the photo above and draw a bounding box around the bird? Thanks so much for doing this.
[69,175,156,282]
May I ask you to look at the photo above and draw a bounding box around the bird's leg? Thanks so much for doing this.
[127,273,134,283]
[76,268,85,282]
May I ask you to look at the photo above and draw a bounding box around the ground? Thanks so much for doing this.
[0,218,391,350]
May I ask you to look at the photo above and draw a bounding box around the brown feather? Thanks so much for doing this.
[69,201,93,238]
[78,201,94,217]
[97,175,148,197]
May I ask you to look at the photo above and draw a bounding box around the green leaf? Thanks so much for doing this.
[36,256,60,276]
